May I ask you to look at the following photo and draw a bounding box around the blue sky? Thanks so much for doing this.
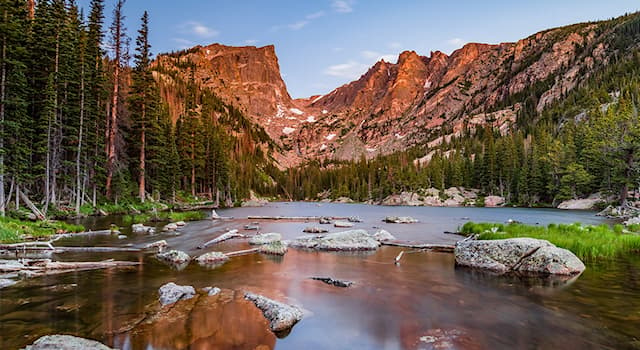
[79,0,639,98]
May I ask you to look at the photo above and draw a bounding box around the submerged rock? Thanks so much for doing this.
[372,229,396,242]
[0,278,16,289]
[454,238,585,275]
[196,251,229,265]
[23,335,114,350]
[162,223,178,232]
[244,292,303,333]
[311,277,354,287]
[303,226,328,234]
[158,282,196,306]
[383,216,418,224]
[203,286,221,296]
[291,229,380,251]
[333,220,354,228]
[258,241,288,255]
[144,239,168,251]
[248,232,282,245]
[319,217,333,224]
[132,223,155,234]
[157,250,190,265]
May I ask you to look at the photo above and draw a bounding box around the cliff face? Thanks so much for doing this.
[154,14,639,166]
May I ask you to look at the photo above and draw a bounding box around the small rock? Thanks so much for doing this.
[258,241,288,255]
[249,233,282,245]
[311,277,354,287]
[163,223,178,232]
[244,292,303,333]
[319,217,333,224]
[0,278,16,289]
[23,335,114,350]
[383,216,418,224]
[203,286,221,296]
[196,251,229,265]
[132,223,155,234]
[372,229,396,242]
[348,216,362,223]
[333,221,354,228]
[117,235,127,240]
[158,282,196,306]
[156,250,190,265]
[175,221,186,227]
[144,240,168,251]
[303,226,328,233]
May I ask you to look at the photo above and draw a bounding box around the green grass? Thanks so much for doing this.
[123,210,206,224]
[0,217,85,243]
[460,221,640,260]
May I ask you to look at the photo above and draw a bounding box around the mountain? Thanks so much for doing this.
[154,13,640,167]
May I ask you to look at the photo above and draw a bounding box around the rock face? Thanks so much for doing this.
[248,233,282,245]
[244,292,303,333]
[558,193,607,210]
[454,238,585,275]
[291,230,380,251]
[23,335,114,350]
[484,196,506,207]
[158,282,196,306]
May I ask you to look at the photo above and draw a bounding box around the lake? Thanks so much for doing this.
[1,203,638,349]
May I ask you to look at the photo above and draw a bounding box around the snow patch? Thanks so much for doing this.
[286,116,297,120]
[306,116,316,123]
[312,95,324,104]
[275,105,286,119]
[289,108,304,115]
[325,133,336,141]
[320,144,328,151]
[282,127,296,135]
[322,110,328,114]
[395,133,405,139]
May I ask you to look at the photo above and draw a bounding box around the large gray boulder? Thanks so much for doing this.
[455,238,585,275]
[248,232,282,245]
[23,335,114,350]
[244,292,303,333]
[158,282,196,306]
[290,229,379,251]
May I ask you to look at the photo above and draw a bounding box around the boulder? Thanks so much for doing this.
[319,217,333,224]
[333,197,354,204]
[333,221,354,228]
[248,233,282,245]
[196,251,229,265]
[0,278,16,289]
[380,192,423,206]
[244,292,303,333]
[175,221,186,227]
[383,216,418,224]
[303,226,328,233]
[484,196,505,207]
[557,198,603,210]
[372,229,396,242]
[23,335,114,350]
[158,282,196,306]
[454,238,585,275]
[258,241,288,255]
[157,250,190,265]
[162,223,178,232]
[203,286,221,296]
[144,240,168,251]
[290,229,380,251]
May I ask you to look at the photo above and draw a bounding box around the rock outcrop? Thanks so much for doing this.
[23,335,114,350]
[244,292,303,333]
[290,230,379,251]
[158,282,196,306]
[454,238,585,275]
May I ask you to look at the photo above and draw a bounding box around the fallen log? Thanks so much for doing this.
[247,215,350,221]
[0,259,140,273]
[0,245,141,253]
[225,248,259,258]
[18,188,45,220]
[198,230,244,248]
[381,241,455,253]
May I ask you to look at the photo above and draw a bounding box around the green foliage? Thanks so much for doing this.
[460,221,640,260]
[0,217,84,243]
[123,210,205,224]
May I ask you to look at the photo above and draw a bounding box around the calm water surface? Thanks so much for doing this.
[0,203,638,349]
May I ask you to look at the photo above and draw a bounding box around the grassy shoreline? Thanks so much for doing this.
[460,222,640,260]
[0,217,84,244]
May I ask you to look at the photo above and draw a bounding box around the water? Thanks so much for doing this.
[1,203,638,349]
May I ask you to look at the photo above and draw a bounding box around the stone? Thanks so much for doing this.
[196,252,229,265]
[291,229,380,251]
[248,233,282,245]
[0,278,16,289]
[158,282,196,306]
[454,238,585,275]
[484,196,505,207]
[163,223,178,232]
[557,197,603,210]
[311,277,354,287]
[157,250,190,265]
[372,229,396,242]
[348,216,363,223]
[175,221,186,227]
[303,226,328,233]
[203,286,221,296]
[144,240,168,251]
[244,292,303,333]
[117,235,127,240]
[333,221,354,228]
[258,241,288,255]
[333,197,354,204]
[23,335,114,350]
[319,217,333,224]
[383,216,418,224]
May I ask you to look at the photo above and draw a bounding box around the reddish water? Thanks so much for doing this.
[0,203,637,349]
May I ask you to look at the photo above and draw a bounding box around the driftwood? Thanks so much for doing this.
[0,259,140,274]
[381,241,455,253]
[225,248,259,258]
[18,188,46,220]
[199,230,244,248]
[0,246,141,253]
[247,215,349,221]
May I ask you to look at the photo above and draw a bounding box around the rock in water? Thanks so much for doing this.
[158,282,196,306]
[144,240,168,251]
[0,278,16,289]
[454,238,585,275]
[383,216,418,224]
[311,277,354,287]
[157,250,190,265]
[303,226,328,233]
[196,251,229,265]
[244,292,303,333]
[203,286,222,296]
[333,221,354,228]
[248,232,282,245]
[319,217,333,224]
[372,229,396,242]
[132,223,155,234]
[23,335,114,350]
[162,223,178,232]
[291,229,380,251]
[259,241,288,255]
